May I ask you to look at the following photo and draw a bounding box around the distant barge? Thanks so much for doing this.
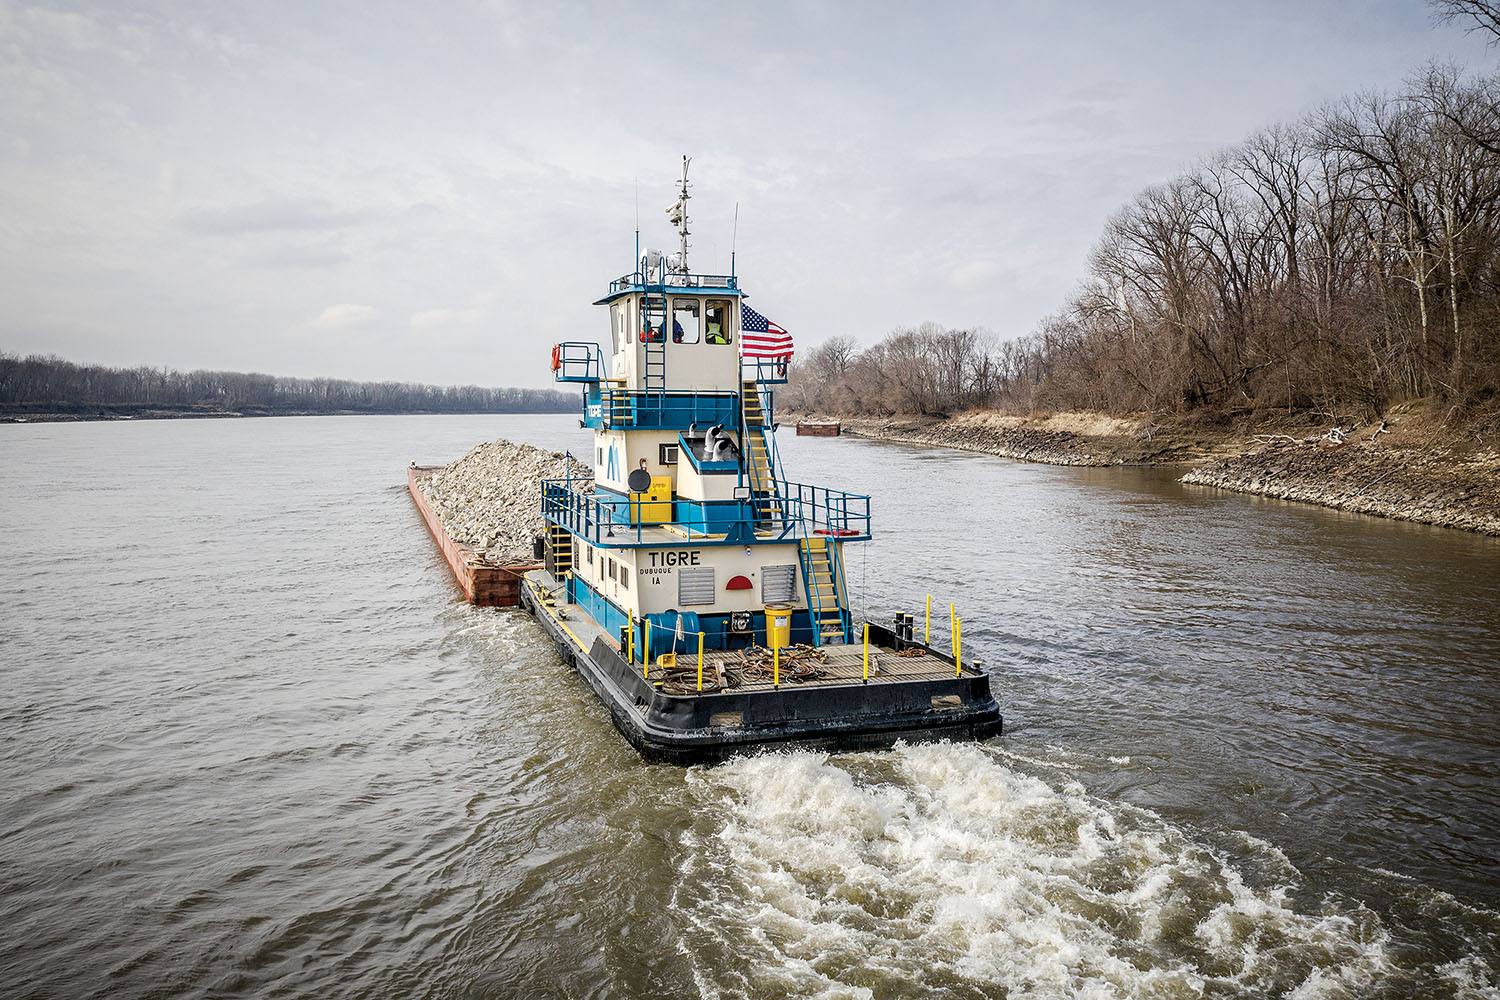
[795,420,841,436]
[518,159,1000,764]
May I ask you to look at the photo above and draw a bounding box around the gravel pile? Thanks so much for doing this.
[415,438,591,564]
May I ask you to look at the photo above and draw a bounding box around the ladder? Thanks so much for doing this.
[645,341,666,394]
[799,535,849,645]
[549,524,573,575]
[741,379,778,527]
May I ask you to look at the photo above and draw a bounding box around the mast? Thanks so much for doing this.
[665,154,691,274]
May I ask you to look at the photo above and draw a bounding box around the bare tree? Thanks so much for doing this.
[1431,0,1500,42]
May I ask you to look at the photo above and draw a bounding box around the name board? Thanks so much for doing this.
[647,550,702,567]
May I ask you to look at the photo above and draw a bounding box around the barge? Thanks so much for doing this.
[408,464,538,606]
[521,160,1000,764]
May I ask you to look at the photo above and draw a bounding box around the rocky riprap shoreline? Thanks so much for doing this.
[414,439,591,564]
[837,413,1221,466]
[1181,443,1500,535]
[822,406,1500,536]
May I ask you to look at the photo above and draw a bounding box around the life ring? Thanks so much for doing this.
[550,345,561,372]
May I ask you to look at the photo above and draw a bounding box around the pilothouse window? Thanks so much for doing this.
[642,297,666,343]
[610,303,624,354]
[672,299,700,344]
[706,300,731,345]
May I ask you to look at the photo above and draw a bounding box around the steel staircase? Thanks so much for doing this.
[741,379,778,527]
[601,379,629,427]
[799,535,849,645]
[549,524,573,575]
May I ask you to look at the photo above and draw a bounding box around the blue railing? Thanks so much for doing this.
[607,271,740,296]
[586,388,739,430]
[773,481,871,538]
[742,355,791,384]
[553,342,604,382]
[541,477,870,547]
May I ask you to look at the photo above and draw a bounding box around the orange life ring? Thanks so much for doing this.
[550,345,561,371]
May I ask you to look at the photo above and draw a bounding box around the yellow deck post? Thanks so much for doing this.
[955,617,962,676]
[926,594,931,644]
[644,620,651,679]
[862,623,870,682]
[697,632,704,692]
[773,645,780,688]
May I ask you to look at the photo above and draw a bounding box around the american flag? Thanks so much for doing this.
[740,305,793,359]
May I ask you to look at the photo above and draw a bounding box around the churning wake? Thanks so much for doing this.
[674,743,1496,1000]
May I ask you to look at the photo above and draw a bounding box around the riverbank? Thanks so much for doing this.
[835,411,1237,466]
[826,403,1500,535]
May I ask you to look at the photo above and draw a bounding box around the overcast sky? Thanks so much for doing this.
[2,0,1495,390]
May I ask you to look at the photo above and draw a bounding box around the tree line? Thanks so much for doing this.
[790,60,1500,421]
[0,353,575,416]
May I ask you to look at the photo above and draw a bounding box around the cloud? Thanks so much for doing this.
[410,307,482,329]
[309,304,377,329]
[177,197,373,235]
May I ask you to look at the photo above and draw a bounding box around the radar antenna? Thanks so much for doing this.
[664,155,691,274]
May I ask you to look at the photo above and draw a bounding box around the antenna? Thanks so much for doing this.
[731,201,739,279]
[634,178,640,274]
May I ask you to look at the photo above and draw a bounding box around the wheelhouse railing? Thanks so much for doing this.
[541,478,871,547]
[553,341,604,382]
[607,271,740,296]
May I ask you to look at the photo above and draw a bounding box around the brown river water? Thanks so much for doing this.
[2,413,1498,999]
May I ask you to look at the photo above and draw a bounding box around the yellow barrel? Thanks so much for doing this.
[765,604,793,650]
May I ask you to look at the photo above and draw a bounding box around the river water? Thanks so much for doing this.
[2,413,1498,1000]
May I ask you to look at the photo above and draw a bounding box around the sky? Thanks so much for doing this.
[2,0,1496,390]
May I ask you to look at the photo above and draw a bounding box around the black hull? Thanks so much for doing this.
[520,581,1002,765]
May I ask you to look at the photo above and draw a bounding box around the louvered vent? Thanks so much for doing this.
[762,564,796,604]
[678,566,716,605]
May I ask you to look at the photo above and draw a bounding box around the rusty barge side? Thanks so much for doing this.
[407,465,538,607]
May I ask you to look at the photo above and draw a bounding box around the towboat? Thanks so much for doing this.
[520,159,1001,764]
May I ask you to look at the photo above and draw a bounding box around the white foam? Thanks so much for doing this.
[673,743,1452,999]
